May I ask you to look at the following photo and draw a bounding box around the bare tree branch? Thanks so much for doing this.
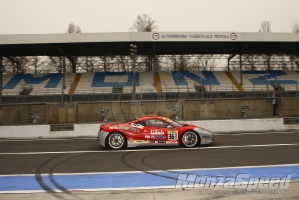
[130,13,157,32]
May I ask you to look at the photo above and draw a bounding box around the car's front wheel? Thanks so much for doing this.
[181,131,199,148]
[106,132,126,150]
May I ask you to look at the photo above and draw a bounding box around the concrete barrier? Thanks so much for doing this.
[0,118,298,139]
[189,118,299,133]
[0,124,100,139]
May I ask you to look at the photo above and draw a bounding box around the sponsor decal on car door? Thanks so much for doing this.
[141,122,166,144]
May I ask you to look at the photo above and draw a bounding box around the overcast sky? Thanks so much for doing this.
[1,0,298,35]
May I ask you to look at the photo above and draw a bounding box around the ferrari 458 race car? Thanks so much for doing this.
[98,115,214,150]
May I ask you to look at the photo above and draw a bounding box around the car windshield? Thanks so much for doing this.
[119,119,136,124]
[169,119,184,127]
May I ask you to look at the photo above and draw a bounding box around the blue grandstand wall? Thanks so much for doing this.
[2,70,298,90]
[4,73,63,89]
[172,71,220,85]
[91,72,140,87]
[243,71,297,85]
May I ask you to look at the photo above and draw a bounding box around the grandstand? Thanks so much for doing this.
[2,70,299,101]
[1,32,299,124]
[1,32,299,98]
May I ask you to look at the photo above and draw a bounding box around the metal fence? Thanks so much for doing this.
[0,90,298,104]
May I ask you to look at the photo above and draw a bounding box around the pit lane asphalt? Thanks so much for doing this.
[0,131,298,175]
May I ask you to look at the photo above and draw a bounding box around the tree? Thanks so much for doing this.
[243,54,258,71]
[115,56,129,72]
[99,56,115,72]
[259,21,272,33]
[188,55,219,71]
[48,56,69,73]
[77,57,97,72]
[26,56,49,74]
[169,55,190,71]
[67,23,81,33]
[3,57,28,74]
[292,22,299,33]
[130,14,157,32]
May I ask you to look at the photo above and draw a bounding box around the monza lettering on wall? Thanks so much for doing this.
[4,69,298,90]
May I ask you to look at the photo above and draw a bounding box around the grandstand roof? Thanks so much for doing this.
[0,32,299,57]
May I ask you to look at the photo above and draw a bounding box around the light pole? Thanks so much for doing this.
[130,44,137,101]
[0,56,2,106]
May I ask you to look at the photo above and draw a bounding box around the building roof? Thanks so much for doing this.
[0,32,298,57]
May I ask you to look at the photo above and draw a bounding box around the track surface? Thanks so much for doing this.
[1,131,299,200]
[0,131,299,175]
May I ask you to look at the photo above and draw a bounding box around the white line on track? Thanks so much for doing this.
[0,138,96,142]
[215,131,299,135]
[0,131,297,142]
[0,143,299,155]
[0,163,298,177]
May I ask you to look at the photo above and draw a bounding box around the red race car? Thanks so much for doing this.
[98,115,214,150]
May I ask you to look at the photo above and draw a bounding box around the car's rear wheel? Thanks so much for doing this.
[181,131,199,148]
[107,132,126,150]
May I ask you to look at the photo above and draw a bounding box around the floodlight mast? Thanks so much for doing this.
[130,44,137,101]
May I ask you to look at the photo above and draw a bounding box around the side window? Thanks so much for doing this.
[145,120,154,127]
[138,121,147,126]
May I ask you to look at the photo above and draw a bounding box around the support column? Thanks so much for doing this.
[227,54,236,71]
[130,44,137,101]
[60,56,65,107]
[239,54,243,86]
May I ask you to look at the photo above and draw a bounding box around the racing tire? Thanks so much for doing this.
[106,132,126,150]
[181,131,199,148]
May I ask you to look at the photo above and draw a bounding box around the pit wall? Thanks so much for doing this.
[1,98,299,125]
[1,118,298,139]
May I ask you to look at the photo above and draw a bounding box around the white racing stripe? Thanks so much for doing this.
[0,143,299,155]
